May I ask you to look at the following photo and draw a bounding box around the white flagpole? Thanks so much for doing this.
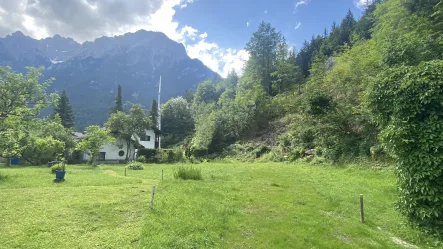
[157,76,162,149]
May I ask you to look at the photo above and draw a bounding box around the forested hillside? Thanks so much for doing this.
[158,0,443,235]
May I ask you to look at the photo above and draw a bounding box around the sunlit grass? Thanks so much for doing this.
[0,163,440,248]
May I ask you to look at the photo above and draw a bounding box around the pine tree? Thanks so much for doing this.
[338,9,356,45]
[150,99,158,128]
[184,89,195,104]
[225,70,239,88]
[111,84,123,114]
[54,90,75,128]
[245,21,283,95]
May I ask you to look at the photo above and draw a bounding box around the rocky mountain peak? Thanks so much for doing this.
[0,30,219,130]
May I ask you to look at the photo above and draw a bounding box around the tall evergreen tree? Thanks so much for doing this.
[150,99,159,128]
[225,70,239,88]
[54,90,75,128]
[355,1,380,40]
[338,9,357,45]
[184,89,195,104]
[111,84,123,114]
[245,21,283,95]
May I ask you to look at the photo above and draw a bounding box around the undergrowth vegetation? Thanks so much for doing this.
[126,162,145,170]
[174,166,203,180]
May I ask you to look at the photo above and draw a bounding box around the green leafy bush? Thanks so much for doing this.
[23,137,65,165]
[137,148,184,164]
[174,166,202,180]
[366,60,443,235]
[221,143,261,162]
[136,155,146,163]
[259,149,284,162]
[306,92,334,116]
[50,164,66,174]
[126,162,144,170]
[253,145,271,158]
[137,149,157,163]
[155,148,184,163]
[190,146,208,158]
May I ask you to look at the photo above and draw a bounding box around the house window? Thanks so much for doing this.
[98,152,106,161]
[141,134,151,141]
[118,150,125,157]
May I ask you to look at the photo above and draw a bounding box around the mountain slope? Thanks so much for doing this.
[0,30,220,130]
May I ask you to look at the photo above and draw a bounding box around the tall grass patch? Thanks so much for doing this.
[174,166,202,180]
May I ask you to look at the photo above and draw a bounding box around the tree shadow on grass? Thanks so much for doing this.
[0,174,9,182]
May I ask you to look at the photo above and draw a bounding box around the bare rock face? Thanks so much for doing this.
[0,30,220,130]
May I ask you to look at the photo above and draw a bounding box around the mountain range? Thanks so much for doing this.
[0,30,220,130]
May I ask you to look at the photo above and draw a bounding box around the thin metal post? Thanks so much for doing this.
[157,76,162,149]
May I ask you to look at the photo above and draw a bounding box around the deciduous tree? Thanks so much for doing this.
[76,125,115,164]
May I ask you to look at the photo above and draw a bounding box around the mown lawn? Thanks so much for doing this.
[0,162,440,248]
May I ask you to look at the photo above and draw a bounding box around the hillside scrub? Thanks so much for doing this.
[158,0,443,236]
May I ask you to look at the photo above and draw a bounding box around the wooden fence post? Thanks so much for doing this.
[150,185,156,210]
[360,194,365,224]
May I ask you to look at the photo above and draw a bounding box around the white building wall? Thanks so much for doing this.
[96,129,157,161]
[135,129,156,149]
[99,139,135,160]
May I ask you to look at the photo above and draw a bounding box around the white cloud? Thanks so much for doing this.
[22,14,49,39]
[354,0,374,9]
[180,0,194,8]
[219,49,250,77]
[179,25,198,40]
[199,32,208,39]
[246,21,249,27]
[294,22,301,30]
[186,38,250,77]
[264,9,268,14]
[295,0,310,8]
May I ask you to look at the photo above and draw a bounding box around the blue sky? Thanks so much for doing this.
[170,0,367,76]
[175,0,364,50]
[0,0,368,77]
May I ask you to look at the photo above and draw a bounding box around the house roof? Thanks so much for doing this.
[151,126,162,134]
[72,132,85,139]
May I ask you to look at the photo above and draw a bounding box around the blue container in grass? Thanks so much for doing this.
[55,171,66,180]
[10,157,19,165]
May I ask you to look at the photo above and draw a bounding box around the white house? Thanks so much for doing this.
[73,128,160,163]
[96,128,160,163]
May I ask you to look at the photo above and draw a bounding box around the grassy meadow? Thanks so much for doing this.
[0,162,440,248]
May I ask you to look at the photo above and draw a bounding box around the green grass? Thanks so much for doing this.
[0,162,440,248]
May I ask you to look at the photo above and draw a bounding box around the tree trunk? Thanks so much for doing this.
[89,152,96,165]
[126,141,131,162]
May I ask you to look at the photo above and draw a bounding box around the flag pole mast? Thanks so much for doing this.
[157,75,162,149]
